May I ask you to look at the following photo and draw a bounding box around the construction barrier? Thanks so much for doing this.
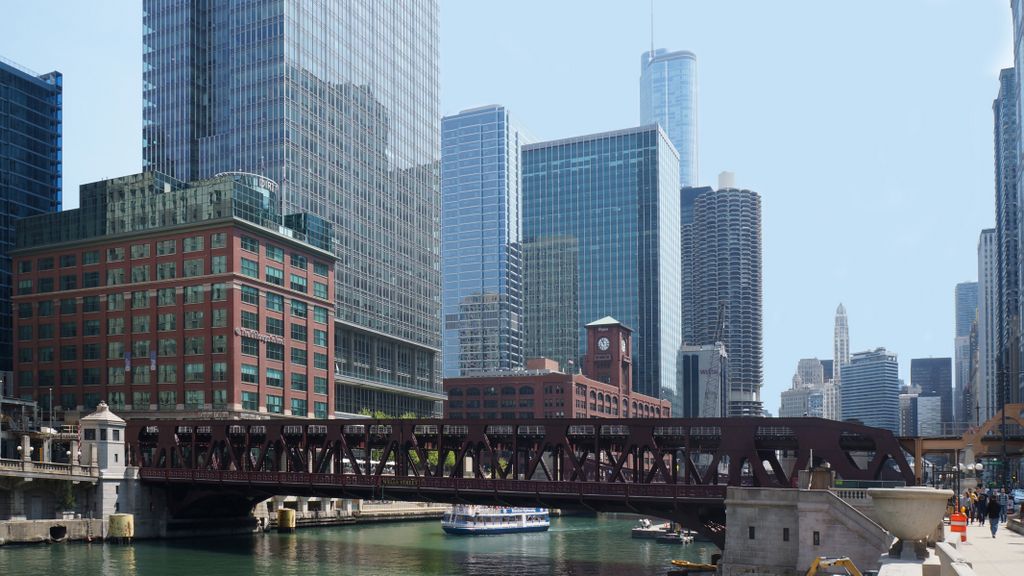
[950,512,967,542]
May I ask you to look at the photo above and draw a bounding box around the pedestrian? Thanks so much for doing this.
[976,490,988,526]
[986,489,1002,537]
[998,488,1009,523]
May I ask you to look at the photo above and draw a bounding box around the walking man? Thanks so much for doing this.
[986,489,1002,537]
[997,488,1009,523]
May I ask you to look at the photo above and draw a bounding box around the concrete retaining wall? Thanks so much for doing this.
[0,518,106,545]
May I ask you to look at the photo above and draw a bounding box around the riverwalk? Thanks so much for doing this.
[947,519,1024,575]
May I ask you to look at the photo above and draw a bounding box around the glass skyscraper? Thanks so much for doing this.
[640,49,697,187]
[441,106,527,376]
[0,58,62,376]
[840,348,900,434]
[143,0,442,416]
[522,125,681,399]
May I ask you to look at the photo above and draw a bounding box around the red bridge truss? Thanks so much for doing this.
[127,416,914,548]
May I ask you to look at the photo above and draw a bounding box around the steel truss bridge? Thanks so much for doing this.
[128,416,915,549]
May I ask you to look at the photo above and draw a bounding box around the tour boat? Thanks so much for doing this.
[441,505,550,535]
[631,518,673,538]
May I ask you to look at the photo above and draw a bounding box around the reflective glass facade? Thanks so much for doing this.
[142,1,442,416]
[640,49,697,187]
[840,348,900,434]
[522,126,681,399]
[0,59,62,374]
[441,106,527,377]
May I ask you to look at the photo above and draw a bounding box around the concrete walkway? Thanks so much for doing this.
[946,519,1024,575]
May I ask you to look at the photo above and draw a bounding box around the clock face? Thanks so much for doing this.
[597,337,610,351]
[620,338,627,353]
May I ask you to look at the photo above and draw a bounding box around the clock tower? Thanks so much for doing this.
[583,316,633,396]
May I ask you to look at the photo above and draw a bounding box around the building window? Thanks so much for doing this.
[266,317,284,336]
[82,250,100,265]
[266,342,284,361]
[133,391,151,409]
[241,258,258,278]
[291,300,307,318]
[266,368,283,387]
[291,373,307,391]
[60,346,77,361]
[184,285,204,304]
[38,300,53,317]
[184,311,204,329]
[314,352,328,369]
[183,235,204,252]
[60,322,77,338]
[185,390,205,408]
[38,257,54,270]
[132,340,150,358]
[132,290,149,309]
[157,262,176,280]
[60,254,77,268]
[290,254,307,270]
[314,376,328,395]
[241,364,259,384]
[83,295,100,312]
[185,363,205,382]
[314,261,328,276]
[157,289,174,309]
[108,293,125,311]
[107,269,125,286]
[183,258,204,277]
[241,236,258,253]
[211,283,227,301]
[266,244,284,262]
[158,313,176,331]
[749,527,755,540]
[313,330,328,348]
[211,255,227,274]
[60,298,76,314]
[157,239,176,255]
[83,271,100,288]
[241,285,259,305]
[108,318,125,336]
[131,265,150,283]
[107,247,124,262]
[265,266,284,286]
[82,368,100,385]
[38,277,54,292]
[60,274,78,290]
[18,348,32,363]
[266,292,284,312]
[314,306,328,324]
[107,341,124,360]
[212,389,227,407]
[314,401,328,419]
[266,395,283,414]
[290,274,307,293]
[131,243,150,259]
[83,320,100,337]
[38,347,55,362]
[783,527,789,542]
[212,308,228,328]
[241,310,259,330]
[212,334,227,354]
[291,398,308,417]
[158,338,177,356]
[290,323,307,342]
[159,391,176,408]
[133,365,150,385]
[291,347,307,365]
[211,232,227,249]
[241,337,259,356]
[132,315,150,333]
[83,343,100,360]
[38,324,54,339]
[108,367,125,385]
[242,391,259,411]
[185,336,205,355]
[813,531,820,546]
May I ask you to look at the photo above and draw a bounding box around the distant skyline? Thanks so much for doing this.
[0,1,1011,412]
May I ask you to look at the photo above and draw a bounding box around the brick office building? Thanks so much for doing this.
[11,171,335,420]
[444,317,670,419]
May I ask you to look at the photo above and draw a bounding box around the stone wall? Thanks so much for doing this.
[721,487,891,576]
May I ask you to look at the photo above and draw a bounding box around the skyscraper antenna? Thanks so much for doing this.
[650,0,655,60]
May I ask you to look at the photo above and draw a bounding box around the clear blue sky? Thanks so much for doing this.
[0,1,1011,413]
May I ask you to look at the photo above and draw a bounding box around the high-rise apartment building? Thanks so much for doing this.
[910,357,952,433]
[441,106,528,377]
[522,125,681,399]
[840,348,900,434]
[689,173,763,416]
[1012,0,1024,408]
[680,186,712,346]
[142,0,443,416]
[994,68,1021,408]
[977,229,997,423]
[833,304,850,385]
[953,282,978,427]
[0,58,62,378]
[640,49,698,187]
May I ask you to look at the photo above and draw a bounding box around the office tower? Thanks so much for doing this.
[779,387,824,418]
[441,106,528,377]
[1013,0,1024,407]
[833,304,850,384]
[793,358,824,389]
[977,229,997,423]
[522,125,681,399]
[142,1,442,416]
[0,58,62,379]
[953,282,978,427]
[13,172,334,418]
[995,68,1020,408]
[680,186,712,345]
[898,392,917,436]
[690,173,763,416]
[820,359,834,382]
[675,343,727,417]
[841,348,900,433]
[910,358,952,433]
[640,49,698,187]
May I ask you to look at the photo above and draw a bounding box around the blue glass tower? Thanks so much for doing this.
[640,49,697,187]
[841,348,900,433]
[143,1,442,416]
[522,125,681,398]
[441,106,527,376]
[0,58,62,376]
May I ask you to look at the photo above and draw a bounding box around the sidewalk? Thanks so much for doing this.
[946,519,1024,575]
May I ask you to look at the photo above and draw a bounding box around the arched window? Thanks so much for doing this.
[449,388,463,397]
[519,385,534,395]
[632,401,638,413]
[655,408,661,417]
[502,386,516,396]
[467,387,481,396]
[484,386,498,396]
[590,390,597,400]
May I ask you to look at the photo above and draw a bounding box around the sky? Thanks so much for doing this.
[0,1,1013,414]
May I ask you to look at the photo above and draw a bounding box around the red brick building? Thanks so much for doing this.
[11,171,335,419]
[444,317,670,419]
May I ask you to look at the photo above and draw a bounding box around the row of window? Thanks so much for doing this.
[18,233,227,275]
[238,285,331,321]
[239,235,330,277]
[448,386,535,396]
[447,412,536,420]
[448,399,535,408]
[36,390,328,419]
[238,257,329,297]
[17,258,228,293]
[18,361,329,390]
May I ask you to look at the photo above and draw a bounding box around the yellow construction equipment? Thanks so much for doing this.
[805,557,863,576]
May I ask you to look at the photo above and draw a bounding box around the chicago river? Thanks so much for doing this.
[0,514,718,576]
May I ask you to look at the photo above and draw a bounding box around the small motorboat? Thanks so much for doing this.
[631,518,672,538]
[656,530,694,544]
[669,559,717,574]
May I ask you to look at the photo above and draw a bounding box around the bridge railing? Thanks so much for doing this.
[0,457,98,479]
